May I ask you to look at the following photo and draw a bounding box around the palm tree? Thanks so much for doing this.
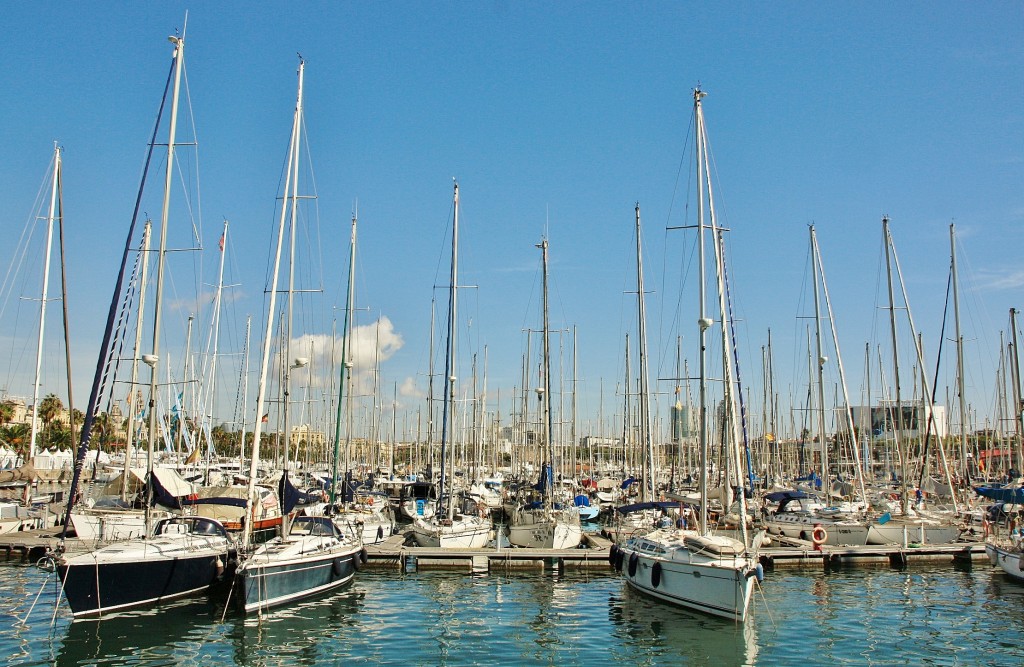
[1,423,32,465]
[0,401,14,428]
[38,393,64,449]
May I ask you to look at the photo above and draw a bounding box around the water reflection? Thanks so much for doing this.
[53,586,365,667]
[608,585,759,666]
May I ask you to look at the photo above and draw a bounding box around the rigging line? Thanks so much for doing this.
[101,234,146,415]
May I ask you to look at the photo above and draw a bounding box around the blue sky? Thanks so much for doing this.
[1,3,1022,442]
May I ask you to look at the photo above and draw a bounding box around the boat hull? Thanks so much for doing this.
[619,533,758,622]
[507,510,582,549]
[57,534,233,618]
[236,544,360,613]
[866,522,962,545]
[987,541,1024,582]
[410,515,491,548]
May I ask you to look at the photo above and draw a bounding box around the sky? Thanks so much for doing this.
[1,3,1022,445]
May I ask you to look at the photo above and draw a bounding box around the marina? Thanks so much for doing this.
[1,5,1023,666]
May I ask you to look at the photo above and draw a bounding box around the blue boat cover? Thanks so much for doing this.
[974,486,1024,503]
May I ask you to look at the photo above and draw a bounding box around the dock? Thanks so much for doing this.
[0,526,988,573]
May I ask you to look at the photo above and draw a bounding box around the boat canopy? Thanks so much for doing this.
[974,486,1024,504]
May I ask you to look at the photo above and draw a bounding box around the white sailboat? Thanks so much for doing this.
[233,58,362,614]
[410,182,491,549]
[506,237,583,550]
[618,88,761,623]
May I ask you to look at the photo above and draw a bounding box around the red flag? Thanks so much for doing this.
[218,233,225,252]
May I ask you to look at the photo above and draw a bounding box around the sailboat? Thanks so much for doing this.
[506,237,583,550]
[233,58,362,614]
[409,182,491,549]
[618,88,761,623]
[54,32,236,619]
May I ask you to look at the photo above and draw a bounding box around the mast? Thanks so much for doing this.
[242,57,304,550]
[811,226,868,504]
[950,225,969,483]
[1010,309,1024,476]
[694,87,711,535]
[331,209,357,505]
[143,33,185,531]
[634,203,655,503]
[810,225,830,495]
[438,181,460,522]
[238,315,251,461]
[537,237,554,512]
[882,216,909,516]
[28,146,61,462]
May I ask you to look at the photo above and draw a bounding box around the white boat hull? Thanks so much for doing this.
[618,530,759,622]
[987,541,1024,582]
[410,515,491,549]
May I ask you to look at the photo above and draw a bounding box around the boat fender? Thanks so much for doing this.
[628,552,639,577]
[216,557,224,578]
[333,558,345,577]
[377,525,385,541]
[812,525,827,548]
[608,544,619,565]
[651,561,662,588]
[353,553,364,571]
[360,547,369,565]
[745,563,764,582]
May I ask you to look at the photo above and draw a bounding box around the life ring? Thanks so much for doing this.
[628,552,639,577]
[651,561,662,588]
[811,525,828,546]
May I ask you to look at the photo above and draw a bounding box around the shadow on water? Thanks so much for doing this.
[53,585,365,667]
[608,585,758,666]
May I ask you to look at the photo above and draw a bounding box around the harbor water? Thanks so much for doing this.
[2,560,1023,666]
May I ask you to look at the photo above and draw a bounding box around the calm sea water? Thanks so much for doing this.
[2,559,1023,666]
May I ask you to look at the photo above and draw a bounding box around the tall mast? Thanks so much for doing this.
[950,225,969,482]
[537,237,554,511]
[28,145,61,462]
[634,203,654,502]
[694,87,711,535]
[144,34,185,531]
[242,57,304,550]
[882,216,909,515]
[810,225,829,494]
[331,209,357,504]
[438,182,460,521]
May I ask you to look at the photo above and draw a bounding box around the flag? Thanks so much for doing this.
[261,413,269,423]
[185,447,200,464]
[218,233,225,252]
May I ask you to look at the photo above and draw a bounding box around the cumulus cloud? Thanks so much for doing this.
[281,316,404,395]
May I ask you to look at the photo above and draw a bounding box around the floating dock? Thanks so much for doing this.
[0,526,988,573]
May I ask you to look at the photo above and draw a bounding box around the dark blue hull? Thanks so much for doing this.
[57,548,232,618]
